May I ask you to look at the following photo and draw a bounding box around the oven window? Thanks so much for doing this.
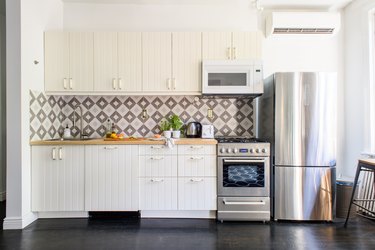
[208,73,247,86]
[223,163,265,188]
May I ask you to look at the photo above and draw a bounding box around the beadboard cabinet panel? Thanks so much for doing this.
[232,31,262,59]
[85,145,139,211]
[139,145,177,155]
[172,32,202,92]
[94,32,118,91]
[202,32,232,60]
[32,146,85,212]
[139,155,178,177]
[118,32,142,92]
[139,177,178,210]
[178,177,217,210]
[178,155,217,177]
[178,145,216,155]
[142,32,172,92]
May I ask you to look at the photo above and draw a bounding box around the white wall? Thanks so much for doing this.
[343,0,375,176]
[3,0,63,229]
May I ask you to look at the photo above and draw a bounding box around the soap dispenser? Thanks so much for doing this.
[63,124,72,139]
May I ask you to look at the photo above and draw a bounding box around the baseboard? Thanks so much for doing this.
[141,210,216,219]
[37,211,88,218]
[0,191,5,201]
[3,212,38,230]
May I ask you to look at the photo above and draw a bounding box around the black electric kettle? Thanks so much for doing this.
[185,122,202,138]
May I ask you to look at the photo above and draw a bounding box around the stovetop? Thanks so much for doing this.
[215,136,266,144]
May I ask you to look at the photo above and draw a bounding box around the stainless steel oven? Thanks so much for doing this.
[216,138,271,222]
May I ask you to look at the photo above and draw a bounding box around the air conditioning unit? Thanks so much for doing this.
[266,12,341,37]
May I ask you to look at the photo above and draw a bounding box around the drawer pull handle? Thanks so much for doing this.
[190,178,204,182]
[58,147,63,160]
[104,146,118,150]
[190,146,203,149]
[63,78,67,89]
[151,146,164,149]
[69,78,73,89]
[190,157,203,160]
[223,201,265,205]
[150,157,164,160]
[151,178,164,182]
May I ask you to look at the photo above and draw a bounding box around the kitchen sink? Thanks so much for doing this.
[44,138,98,142]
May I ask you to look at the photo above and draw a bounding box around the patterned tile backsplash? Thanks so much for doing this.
[30,90,254,141]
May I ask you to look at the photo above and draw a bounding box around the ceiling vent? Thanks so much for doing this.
[266,12,341,37]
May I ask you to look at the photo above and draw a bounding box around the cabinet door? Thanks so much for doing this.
[32,146,85,211]
[118,32,142,92]
[85,145,139,211]
[139,155,178,177]
[232,31,262,59]
[139,178,178,210]
[172,32,202,92]
[178,177,217,210]
[94,32,118,91]
[178,155,216,177]
[202,32,232,60]
[69,32,94,91]
[142,32,172,92]
[45,31,69,92]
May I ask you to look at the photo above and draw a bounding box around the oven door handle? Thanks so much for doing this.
[223,159,265,163]
[223,201,266,205]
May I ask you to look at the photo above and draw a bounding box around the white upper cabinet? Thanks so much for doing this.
[45,31,94,92]
[142,32,172,92]
[94,32,142,92]
[172,32,202,92]
[202,31,262,60]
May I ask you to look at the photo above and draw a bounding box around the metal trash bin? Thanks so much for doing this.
[336,179,358,218]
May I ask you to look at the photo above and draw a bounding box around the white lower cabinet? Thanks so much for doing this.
[139,178,178,210]
[178,177,217,210]
[85,145,139,211]
[31,145,85,212]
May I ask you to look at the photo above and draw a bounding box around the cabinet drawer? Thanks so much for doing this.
[139,177,178,210]
[178,145,216,155]
[140,145,177,155]
[178,177,217,210]
[178,155,216,177]
[139,155,177,177]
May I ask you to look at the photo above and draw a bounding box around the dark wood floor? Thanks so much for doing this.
[1,201,375,250]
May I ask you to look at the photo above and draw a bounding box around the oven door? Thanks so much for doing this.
[218,157,270,197]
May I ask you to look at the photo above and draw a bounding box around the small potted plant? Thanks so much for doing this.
[169,114,183,139]
[160,119,172,138]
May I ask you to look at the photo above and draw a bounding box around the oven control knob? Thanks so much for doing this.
[227,148,232,153]
[233,148,238,153]
[249,148,254,153]
[220,148,226,153]
[255,148,260,153]
[262,148,267,153]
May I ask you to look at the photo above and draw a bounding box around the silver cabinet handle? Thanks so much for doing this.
[52,148,56,160]
[112,78,117,90]
[150,156,164,160]
[190,146,203,149]
[150,178,164,182]
[190,156,203,160]
[172,78,176,90]
[58,147,63,160]
[190,178,204,182]
[69,78,73,89]
[118,78,122,90]
[232,47,237,59]
[223,200,265,205]
[151,146,164,149]
[227,47,231,59]
[104,146,118,150]
[63,78,67,89]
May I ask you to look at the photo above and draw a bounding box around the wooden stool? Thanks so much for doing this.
[344,158,375,227]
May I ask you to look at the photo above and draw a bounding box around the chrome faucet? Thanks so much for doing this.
[73,106,88,139]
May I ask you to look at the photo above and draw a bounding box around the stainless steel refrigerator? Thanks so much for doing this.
[256,72,337,221]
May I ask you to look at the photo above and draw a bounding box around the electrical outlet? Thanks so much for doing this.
[207,109,213,119]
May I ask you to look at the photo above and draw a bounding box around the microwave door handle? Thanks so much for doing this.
[223,159,265,163]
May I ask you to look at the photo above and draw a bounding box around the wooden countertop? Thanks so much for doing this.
[359,158,375,167]
[30,138,218,146]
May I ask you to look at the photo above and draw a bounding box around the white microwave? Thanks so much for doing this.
[202,60,263,96]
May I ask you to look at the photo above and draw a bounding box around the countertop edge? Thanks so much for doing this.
[30,138,218,146]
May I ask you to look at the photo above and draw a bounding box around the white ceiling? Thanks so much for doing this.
[62,0,354,10]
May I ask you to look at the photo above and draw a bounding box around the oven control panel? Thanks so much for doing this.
[217,143,270,157]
